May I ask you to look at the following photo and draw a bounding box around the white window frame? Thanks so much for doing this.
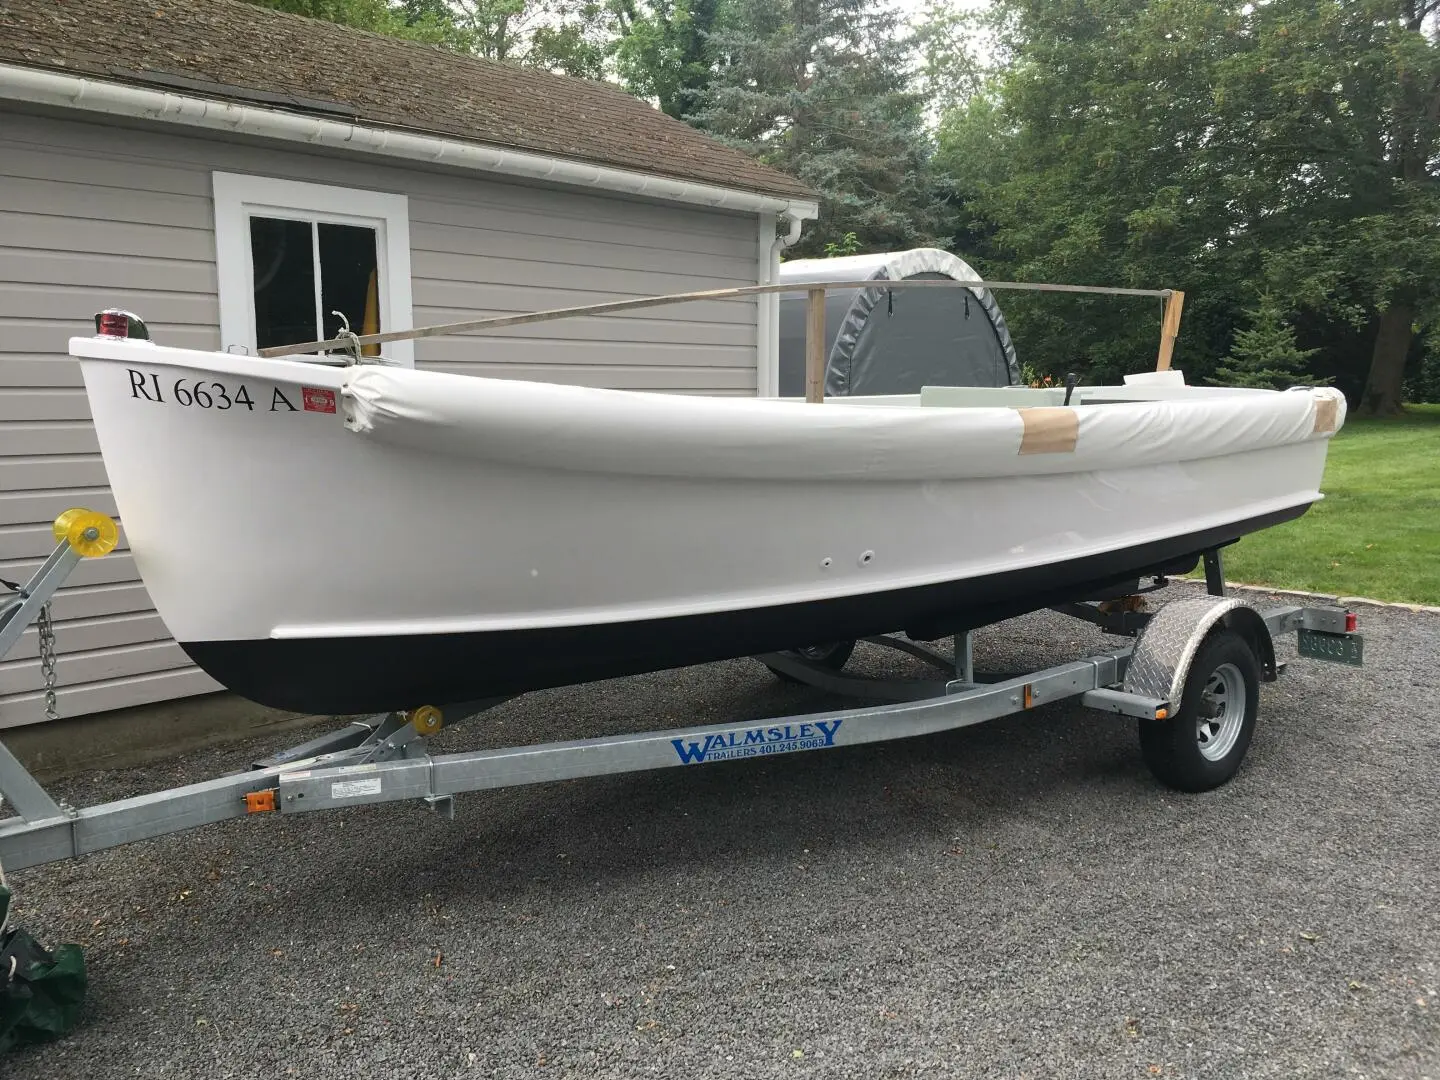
[213,172,414,366]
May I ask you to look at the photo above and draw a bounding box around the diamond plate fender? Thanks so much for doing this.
[1124,597,1277,705]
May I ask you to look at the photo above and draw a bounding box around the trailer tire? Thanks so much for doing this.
[1138,629,1259,792]
[764,641,856,682]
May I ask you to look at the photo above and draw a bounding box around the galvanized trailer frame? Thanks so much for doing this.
[0,520,1363,874]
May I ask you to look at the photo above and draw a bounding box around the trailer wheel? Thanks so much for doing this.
[764,641,856,682]
[1138,629,1260,792]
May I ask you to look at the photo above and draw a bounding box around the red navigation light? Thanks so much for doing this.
[97,311,130,338]
[93,309,150,341]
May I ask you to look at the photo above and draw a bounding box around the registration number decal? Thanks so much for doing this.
[126,368,321,414]
[301,386,336,413]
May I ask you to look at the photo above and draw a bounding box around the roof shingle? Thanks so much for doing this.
[0,0,815,201]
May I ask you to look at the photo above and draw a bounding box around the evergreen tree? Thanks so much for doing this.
[691,0,947,256]
[1212,295,1319,390]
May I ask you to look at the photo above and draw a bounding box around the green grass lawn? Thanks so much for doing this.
[1198,403,1440,605]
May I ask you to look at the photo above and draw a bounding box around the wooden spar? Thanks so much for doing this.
[257,277,1173,359]
[805,288,826,403]
[1156,290,1185,371]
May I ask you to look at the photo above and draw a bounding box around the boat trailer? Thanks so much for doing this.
[0,511,1365,875]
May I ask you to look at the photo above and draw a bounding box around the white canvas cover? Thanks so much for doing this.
[341,365,1345,482]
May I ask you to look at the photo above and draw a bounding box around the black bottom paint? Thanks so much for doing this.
[181,506,1308,714]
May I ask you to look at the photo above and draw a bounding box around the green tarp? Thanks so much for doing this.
[0,884,87,1053]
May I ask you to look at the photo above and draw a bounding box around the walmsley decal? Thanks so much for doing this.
[670,720,843,765]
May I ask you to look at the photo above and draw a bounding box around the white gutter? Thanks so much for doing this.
[0,64,820,219]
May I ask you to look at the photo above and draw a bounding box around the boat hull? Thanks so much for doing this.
[179,505,1301,713]
[69,338,1343,715]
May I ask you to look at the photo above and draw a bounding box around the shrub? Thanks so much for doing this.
[1212,294,1321,390]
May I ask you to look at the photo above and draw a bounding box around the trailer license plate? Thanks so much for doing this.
[1297,628,1364,666]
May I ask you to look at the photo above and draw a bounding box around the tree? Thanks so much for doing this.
[249,0,458,40]
[611,0,721,119]
[912,0,989,121]
[1408,328,1440,402]
[934,0,1250,384]
[254,0,614,76]
[1213,295,1319,389]
[1210,0,1440,414]
[691,0,948,257]
[934,0,1440,411]
[413,0,612,74]
[528,0,615,77]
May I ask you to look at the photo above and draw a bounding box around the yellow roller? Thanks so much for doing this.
[408,705,444,736]
[52,508,119,558]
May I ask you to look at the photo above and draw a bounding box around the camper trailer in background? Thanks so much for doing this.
[778,249,1020,397]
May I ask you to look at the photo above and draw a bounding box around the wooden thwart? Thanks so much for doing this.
[805,288,826,404]
[1156,290,1185,371]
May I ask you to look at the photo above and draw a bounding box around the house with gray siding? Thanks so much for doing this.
[0,0,818,731]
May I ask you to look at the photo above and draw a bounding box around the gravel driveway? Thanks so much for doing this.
[6,585,1438,1078]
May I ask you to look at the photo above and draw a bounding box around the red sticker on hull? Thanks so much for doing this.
[301,387,336,414]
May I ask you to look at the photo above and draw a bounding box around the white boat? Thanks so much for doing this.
[67,317,1346,715]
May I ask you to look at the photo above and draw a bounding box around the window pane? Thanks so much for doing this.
[250,217,317,350]
[318,223,380,354]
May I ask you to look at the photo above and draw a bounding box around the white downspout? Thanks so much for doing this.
[756,209,806,397]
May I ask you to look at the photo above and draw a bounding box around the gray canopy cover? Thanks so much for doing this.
[777,248,1020,396]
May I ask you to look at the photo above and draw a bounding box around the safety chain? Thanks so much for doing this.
[37,601,59,721]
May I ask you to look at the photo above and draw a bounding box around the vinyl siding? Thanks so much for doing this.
[0,106,762,728]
